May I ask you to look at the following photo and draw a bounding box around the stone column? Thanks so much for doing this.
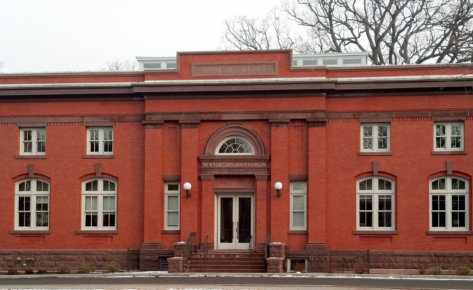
[266,242,287,273]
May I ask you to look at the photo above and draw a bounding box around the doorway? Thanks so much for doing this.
[216,195,254,249]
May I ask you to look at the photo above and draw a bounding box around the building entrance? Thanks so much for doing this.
[216,195,254,249]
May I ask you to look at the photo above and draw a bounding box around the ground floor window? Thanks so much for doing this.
[356,176,395,231]
[82,178,117,230]
[165,183,180,230]
[15,179,50,230]
[430,176,469,231]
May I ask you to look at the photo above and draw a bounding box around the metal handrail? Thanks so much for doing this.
[183,232,197,267]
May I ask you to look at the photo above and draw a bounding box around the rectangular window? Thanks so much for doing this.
[434,122,464,151]
[165,183,180,230]
[360,124,390,152]
[87,128,113,155]
[290,182,307,231]
[20,128,46,155]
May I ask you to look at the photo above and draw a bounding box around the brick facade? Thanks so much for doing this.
[1,50,473,273]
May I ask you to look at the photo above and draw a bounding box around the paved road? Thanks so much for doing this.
[1,274,473,289]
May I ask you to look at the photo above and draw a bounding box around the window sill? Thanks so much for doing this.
[15,155,47,159]
[353,230,398,236]
[431,151,467,155]
[9,230,50,236]
[82,154,114,159]
[358,152,392,156]
[161,230,180,234]
[75,230,118,236]
[288,230,308,235]
[426,231,472,236]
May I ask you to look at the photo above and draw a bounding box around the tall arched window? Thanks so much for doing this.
[82,178,117,230]
[15,179,50,230]
[356,176,395,231]
[430,176,469,231]
[216,136,255,155]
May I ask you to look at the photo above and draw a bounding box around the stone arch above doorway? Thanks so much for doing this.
[200,124,269,179]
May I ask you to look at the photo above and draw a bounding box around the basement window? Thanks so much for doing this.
[287,258,308,273]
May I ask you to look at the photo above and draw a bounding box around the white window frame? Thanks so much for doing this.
[81,178,117,230]
[434,122,464,152]
[20,128,46,156]
[87,127,113,155]
[360,123,390,152]
[215,136,255,155]
[290,182,307,231]
[164,183,180,230]
[356,177,395,231]
[429,176,469,231]
[15,179,50,231]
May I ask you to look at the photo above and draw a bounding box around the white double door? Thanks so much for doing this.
[216,195,254,249]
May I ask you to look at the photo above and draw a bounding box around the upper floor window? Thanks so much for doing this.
[290,182,307,231]
[164,183,180,230]
[216,136,255,155]
[87,128,113,155]
[360,124,390,152]
[430,176,469,231]
[356,177,395,231]
[15,179,49,230]
[82,179,117,230]
[434,122,463,152]
[20,128,46,155]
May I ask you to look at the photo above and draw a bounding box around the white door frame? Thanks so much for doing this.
[215,194,254,250]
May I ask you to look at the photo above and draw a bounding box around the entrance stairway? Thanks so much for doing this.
[185,249,267,273]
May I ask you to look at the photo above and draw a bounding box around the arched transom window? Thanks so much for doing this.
[15,179,50,230]
[430,176,469,231]
[216,136,255,155]
[82,178,117,230]
[356,176,395,231]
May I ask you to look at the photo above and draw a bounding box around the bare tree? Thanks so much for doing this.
[224,0,473,64]
[106,59,137,71]
[223,10,299,51]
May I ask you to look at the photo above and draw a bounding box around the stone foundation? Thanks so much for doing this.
[0,249,130,273]
[286,247,473,273]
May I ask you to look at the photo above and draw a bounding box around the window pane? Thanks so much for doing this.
[168,212,179,227]
[167,184,179,191]
[89,129,99,140]
[103,213,115,227]
[452,178,465,190]
[293,212,304,227]
[168,196,178,211]
[36,181,49,191]
[436,125,446,136]
[363,138,373,150]
[452,212,465,227]
[293,195,305,211]
[103,141,113,153]
[436,137,446,149]
[86,213,98,227]
[86,180,98,191]
[432,179,445,190]
[378,212,392,227]
[291,182,306,191]
[359,179,372,191]
[85,196,98,210]
[359,195,372,210]
[360,212,372,227]
[104,129,113,140]
[378,195,392,210]
[19,196,30,211]
[103,196,116,211]
[363,126,372,137]
[19,212,31,227]
[378,137,387,149]
[218,137,254,154]
[36,212,49,227]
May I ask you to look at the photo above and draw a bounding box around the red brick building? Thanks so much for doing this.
[1,50,473,273]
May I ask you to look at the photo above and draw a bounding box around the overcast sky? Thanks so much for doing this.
[0,0,281,73]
